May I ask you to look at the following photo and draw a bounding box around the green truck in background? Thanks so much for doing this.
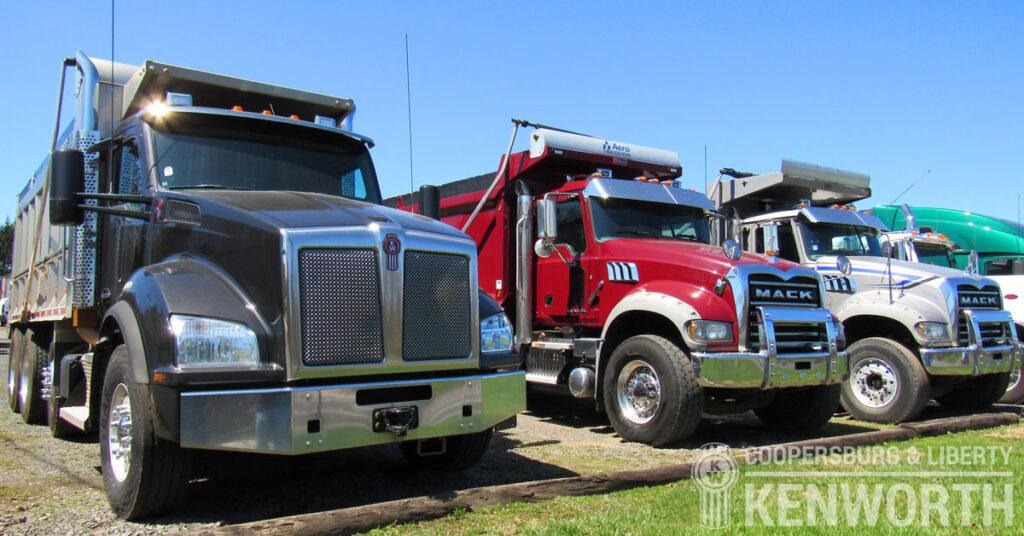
[871,204,1024,403]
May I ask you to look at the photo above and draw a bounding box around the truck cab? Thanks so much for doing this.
[711,160,1022,423]
[396,123,849,447]
[7,53,524,519]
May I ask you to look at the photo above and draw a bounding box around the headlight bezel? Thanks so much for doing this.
[480,312,514,354]
[686,319,734,343]
[170,314,260,368]
[915,321,950,342]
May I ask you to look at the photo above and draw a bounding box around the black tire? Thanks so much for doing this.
[841,337,930,423]
[20,327,51,424]
[7,327,25,413]
[100,345,191,520]
[754,384,842,432]
[1001,368,1024,405]
[48,342,78,438]
[399,429,493,471]
[936,373,1012,409]
[602,334,702,447]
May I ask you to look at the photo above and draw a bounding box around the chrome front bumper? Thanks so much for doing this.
[691,306,848,389]
[920,310,1022,376]
[179,371,525,454]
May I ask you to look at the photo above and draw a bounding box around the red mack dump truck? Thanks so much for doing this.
[392,121,850,446]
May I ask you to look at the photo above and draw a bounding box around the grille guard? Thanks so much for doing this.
[691,306,848,389]
[921,309,1022,376]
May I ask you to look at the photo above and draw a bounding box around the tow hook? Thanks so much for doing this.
[373,406,419,436]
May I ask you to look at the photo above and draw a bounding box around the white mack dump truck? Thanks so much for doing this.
[6,52,525,519]
[709,160,1022,423]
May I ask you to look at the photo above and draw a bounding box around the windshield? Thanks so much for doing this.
[589,196,710,243]
[800,222,882,259]
[149,113,381,203]
[913,242,957,268]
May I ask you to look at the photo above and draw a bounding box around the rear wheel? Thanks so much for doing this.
[936,373,1011,409]
[7,327,25,413]
[755,385,842,432]
[841,337,930,423]
[101,345,191,519]
[399,429,493,471]
[20,327,51,424]
[602,335,702,447]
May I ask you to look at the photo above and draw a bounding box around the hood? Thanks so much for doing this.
[813,255,998,287]
[185,190,467,239]
[600,238,803,278]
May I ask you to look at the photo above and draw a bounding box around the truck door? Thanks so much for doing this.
[536,197,587,320]
[97,136,150,304]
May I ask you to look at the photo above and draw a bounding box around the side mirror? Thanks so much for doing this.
[418,185,440,220]
[761,225,780,256]
[881,242,893,258]
[536,198,557,240]
[837,255,853,276]
[722,238,742,263]
[967,250,980,275]
[49,149,85,226]
[534,238,555,258]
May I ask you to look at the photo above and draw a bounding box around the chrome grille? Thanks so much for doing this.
[298,248,384,366]
[402,251,472,361]
[747,274,822,353]
[956,285,1003,347]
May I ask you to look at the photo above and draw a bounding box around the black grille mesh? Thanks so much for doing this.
[402,251,472,360]
[299,248,384,366]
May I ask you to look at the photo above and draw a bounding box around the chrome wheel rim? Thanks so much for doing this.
[1009,369,1021,392]
[851,358,899,408]
[107,384,133,482]
[18,355,29,408]
[615,359,662,424]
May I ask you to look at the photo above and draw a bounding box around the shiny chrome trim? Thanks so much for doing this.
[281,226,480,380]
[921,309,1019,376]
[724,263,827,352]
[179,371,525,454]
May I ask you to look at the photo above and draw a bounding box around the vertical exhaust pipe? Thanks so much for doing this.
[515,182,533,346]
[74,51,99,132]
[900,204,916,230]
[419,185,440,220]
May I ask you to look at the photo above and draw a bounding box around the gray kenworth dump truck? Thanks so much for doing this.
[708,160,1022,423]
[6,52,525,519]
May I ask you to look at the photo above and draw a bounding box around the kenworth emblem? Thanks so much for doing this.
[383,233,401,271]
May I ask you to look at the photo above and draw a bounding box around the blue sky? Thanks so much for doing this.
[1,1,1021,223]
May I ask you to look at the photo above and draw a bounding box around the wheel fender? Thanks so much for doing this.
[104,256,271,378]
[831,289,949,346]
[599,291,701,377]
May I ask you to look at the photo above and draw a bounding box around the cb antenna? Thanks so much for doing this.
[405,33,414,195]
[889,169,931,205]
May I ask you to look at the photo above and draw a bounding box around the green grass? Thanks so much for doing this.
[364,423,1024,535]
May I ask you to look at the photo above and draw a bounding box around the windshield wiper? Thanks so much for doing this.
[615,229,657,238]
[167,184,250,191]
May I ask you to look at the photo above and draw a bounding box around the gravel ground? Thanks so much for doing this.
[1,335,987,535]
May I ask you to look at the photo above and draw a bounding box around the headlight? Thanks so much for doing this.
[170,315,259,367]
[687,320,733,343]
[481,313,514,354]
[915,322,949,341]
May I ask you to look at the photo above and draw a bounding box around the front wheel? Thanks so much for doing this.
[602,335,702,447]
[100,345,191,520]
[936,373,1011,409]
[841,337,930,423]
[755,385,842,432]
[999,368,1023,405]
[399,429,493,471]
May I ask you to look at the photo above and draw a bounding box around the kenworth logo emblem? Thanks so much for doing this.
[959,295,999,307]
[755,288,815,301]
[602,140,631,158]
[383,233,401,271]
